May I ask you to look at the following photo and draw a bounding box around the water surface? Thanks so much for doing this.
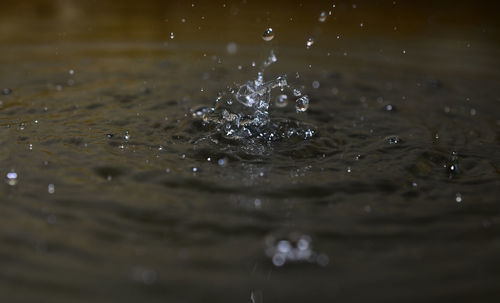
[1,1,500,302]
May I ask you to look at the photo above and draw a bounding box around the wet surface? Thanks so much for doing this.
[1,1,500,302]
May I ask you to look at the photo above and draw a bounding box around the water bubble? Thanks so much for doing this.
[293,89,302,97]
[295,95,309,112]
[262,28,274,41]
[275,94,288,107]
[306,37,314,49]
[277,240,291,253]
[272,254,286,267]
[69,69,75,75]
[217,158,228,166]
[124,131,130,140]
[5,171,18,186]
[312,80,320,89]
[48,184,55,194]
[318,11,327,22]
[297,238,310,250]
[170,32,175,39]
[2,88,12,95]
[455,193,462,203]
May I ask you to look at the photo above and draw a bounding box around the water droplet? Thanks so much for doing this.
[5,171,18,186]
[385,135,402,144]
[262,28,274,41]
[384,104,395,112]
[2,88,12,95]
[124,131,130,140]
[318,11,327,22]
[293,89,302,97]
[226,42,238,54]
[48,184,55,194]
[170,32,175,39]
[272,254,286,267]
[306,37,314,49]
[312,80,320,89]
[295,95,309,112]
[456,193,462,203]
[217,158,228,166]
[277,240,291,253]
[275,94,288,108]
[69,69,75,75]
[263,50,277,67]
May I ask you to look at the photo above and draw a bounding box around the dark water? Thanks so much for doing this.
[1,1,500,302]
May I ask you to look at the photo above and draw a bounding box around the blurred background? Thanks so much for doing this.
[0,0,498,43]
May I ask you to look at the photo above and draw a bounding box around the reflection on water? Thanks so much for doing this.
[1,1,500,302]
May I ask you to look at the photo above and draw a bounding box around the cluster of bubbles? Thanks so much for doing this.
[265,233,329,267]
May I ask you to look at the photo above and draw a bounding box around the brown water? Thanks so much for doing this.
[1,1,500,302]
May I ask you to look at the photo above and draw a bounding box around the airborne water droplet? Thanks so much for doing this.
[262,28,274,41]
[318,11,327,22]
[170,32,175,39]
[5,171,18,186]
[306,37,314,49]
[296,95,309,112]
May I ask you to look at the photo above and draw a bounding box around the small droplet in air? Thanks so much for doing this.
[69,69,75,75]
[2,88,12,95]
[293,89,302,97]
[48,184,55,194]
[226,42,238,54]
[318,11,327,22]
[455,193,462,203]
[306,37,314,49]
[5,171,18,186]
[275,94,288,108]
[124,131,130,141]
[296,95,309,112]
[262,28,274,41]
[170,32,175,39]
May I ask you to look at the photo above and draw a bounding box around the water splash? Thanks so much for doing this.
[193,51,315,142]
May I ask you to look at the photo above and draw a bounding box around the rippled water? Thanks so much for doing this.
[1,1,500,302]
